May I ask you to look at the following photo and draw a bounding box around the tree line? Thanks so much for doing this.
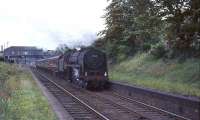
[93,0,200,62]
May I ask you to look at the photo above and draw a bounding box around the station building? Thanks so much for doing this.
[3,46,43,64]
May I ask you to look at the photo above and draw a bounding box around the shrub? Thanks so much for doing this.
[0,57,4,62]
[191,32,200,57]
[150,41,166,58]
[143,43,151,51]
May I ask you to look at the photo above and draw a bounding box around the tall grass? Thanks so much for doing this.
[0,63,14,119]
[0,63,57,120]
[110,53,200,97]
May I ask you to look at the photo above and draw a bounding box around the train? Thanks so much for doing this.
[35,48,109,90]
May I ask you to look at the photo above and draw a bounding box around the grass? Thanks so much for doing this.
[0,62,57,120]
[110,53,200,97]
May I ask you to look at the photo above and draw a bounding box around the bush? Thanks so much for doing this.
[150,42,166,58]
[191,32,200,57]
[143,43,151,51]
[117,53,127,62]
[0,57,4,62]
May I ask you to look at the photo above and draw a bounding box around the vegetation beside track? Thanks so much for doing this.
[110,53,200,97]
[0,62,57,120]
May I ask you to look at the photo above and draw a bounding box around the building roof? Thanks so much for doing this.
[3,46,43,57]
[4,46,41,51]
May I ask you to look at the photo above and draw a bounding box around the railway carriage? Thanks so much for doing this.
[36,56,59,73]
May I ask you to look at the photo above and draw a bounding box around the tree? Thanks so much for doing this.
[155,0,200,57]
[95,0,200,61]
[96,0,163,60]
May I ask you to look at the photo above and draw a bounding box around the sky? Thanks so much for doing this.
[0,0,108,50]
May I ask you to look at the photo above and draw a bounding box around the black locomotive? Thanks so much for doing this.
[35,48,109,89]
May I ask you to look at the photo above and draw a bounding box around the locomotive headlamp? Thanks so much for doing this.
[85,72,88,76]
[104,72,107,76]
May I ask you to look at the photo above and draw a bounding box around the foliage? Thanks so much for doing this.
[95,0,164,60]
[94,0,200,61]
[93,0,200,97]
[191,32,200,52]
[0,57,4,61]
[150,41,167,58]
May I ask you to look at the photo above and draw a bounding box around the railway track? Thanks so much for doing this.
[33,69,109,120]
[69,86,189,120]
[95,91,190,120]
[32,69,190,120]
[33,69,150,120]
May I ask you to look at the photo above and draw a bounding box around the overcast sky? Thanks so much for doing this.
[0,0,108,50]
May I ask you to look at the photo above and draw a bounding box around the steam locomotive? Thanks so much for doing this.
[35,48,109,89]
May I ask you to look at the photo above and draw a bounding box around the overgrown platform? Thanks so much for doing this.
[110,53,200,97]
[0,63,57,120]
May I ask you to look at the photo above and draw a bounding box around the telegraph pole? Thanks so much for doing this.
[3,43,5,51]
[7,41,9,48]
